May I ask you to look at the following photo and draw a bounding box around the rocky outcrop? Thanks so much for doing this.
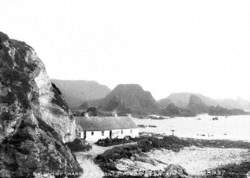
[99,154,190,177]
[0,32,81,177]
[159,92,250,112]
[187,95,209,114]
[208,105,248,116]
[52,79,111,109]
[164,164,190,178]
[159,94,248,117]
[167,93,217,109]
[99,84,159,115]
[160,103,195,117]
[157,98,172,109]
[99,156,190,178]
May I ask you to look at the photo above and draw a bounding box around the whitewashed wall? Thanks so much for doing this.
[80,128,139,142]
[110,129,139,139]
[131,128,139,138]
[84,130,110,142]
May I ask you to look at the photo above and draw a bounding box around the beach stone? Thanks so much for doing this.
[164,164,190,178]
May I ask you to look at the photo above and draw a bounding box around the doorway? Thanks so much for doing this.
[84,130,86,139]
[109,130,112,139]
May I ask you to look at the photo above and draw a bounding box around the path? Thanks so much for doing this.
[74,142,137,178]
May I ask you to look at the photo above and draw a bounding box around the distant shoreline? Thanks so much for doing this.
[134,114,250,142]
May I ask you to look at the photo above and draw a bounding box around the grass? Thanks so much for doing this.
[95,137,137,147]
[66,138,92,152]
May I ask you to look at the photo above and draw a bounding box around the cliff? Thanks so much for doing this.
[52,79,111,109]
[187,95,209,114]
[0,32,81,177]
[99,84,159,115]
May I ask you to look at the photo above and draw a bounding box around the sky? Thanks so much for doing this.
[0,0,250,100]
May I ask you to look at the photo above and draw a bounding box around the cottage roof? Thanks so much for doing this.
[76,116,138,131]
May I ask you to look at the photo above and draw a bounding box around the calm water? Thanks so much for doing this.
[133,114,250,141]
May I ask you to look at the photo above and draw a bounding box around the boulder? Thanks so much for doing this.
[164,164,190,178]
[0,32,81,177]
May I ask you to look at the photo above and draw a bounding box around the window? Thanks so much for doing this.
[121,130,123,134]
[91,131,94,135]
[101,131,104,136]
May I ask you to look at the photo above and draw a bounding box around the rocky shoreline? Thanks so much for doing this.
[0,32,82,177]
[94,135,250,178]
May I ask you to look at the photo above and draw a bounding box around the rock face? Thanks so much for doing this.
[160,92,217,109]
[159,92,250,112]
[99,84,159,115]
[159,94,210,116]
[0,32,81,177]
[187,95,209,114]
[160,103,195,117]
[208,105,247,116]
[52,79,111,109]
[157,98,172,109]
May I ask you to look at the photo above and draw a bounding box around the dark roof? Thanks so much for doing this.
[76,116,138,131]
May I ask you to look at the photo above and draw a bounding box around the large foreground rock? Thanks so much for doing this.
[0,32,81,177]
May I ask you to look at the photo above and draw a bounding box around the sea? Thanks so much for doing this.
[133,114,250,142]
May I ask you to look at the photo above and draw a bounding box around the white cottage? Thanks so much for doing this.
[76,114,139,142]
